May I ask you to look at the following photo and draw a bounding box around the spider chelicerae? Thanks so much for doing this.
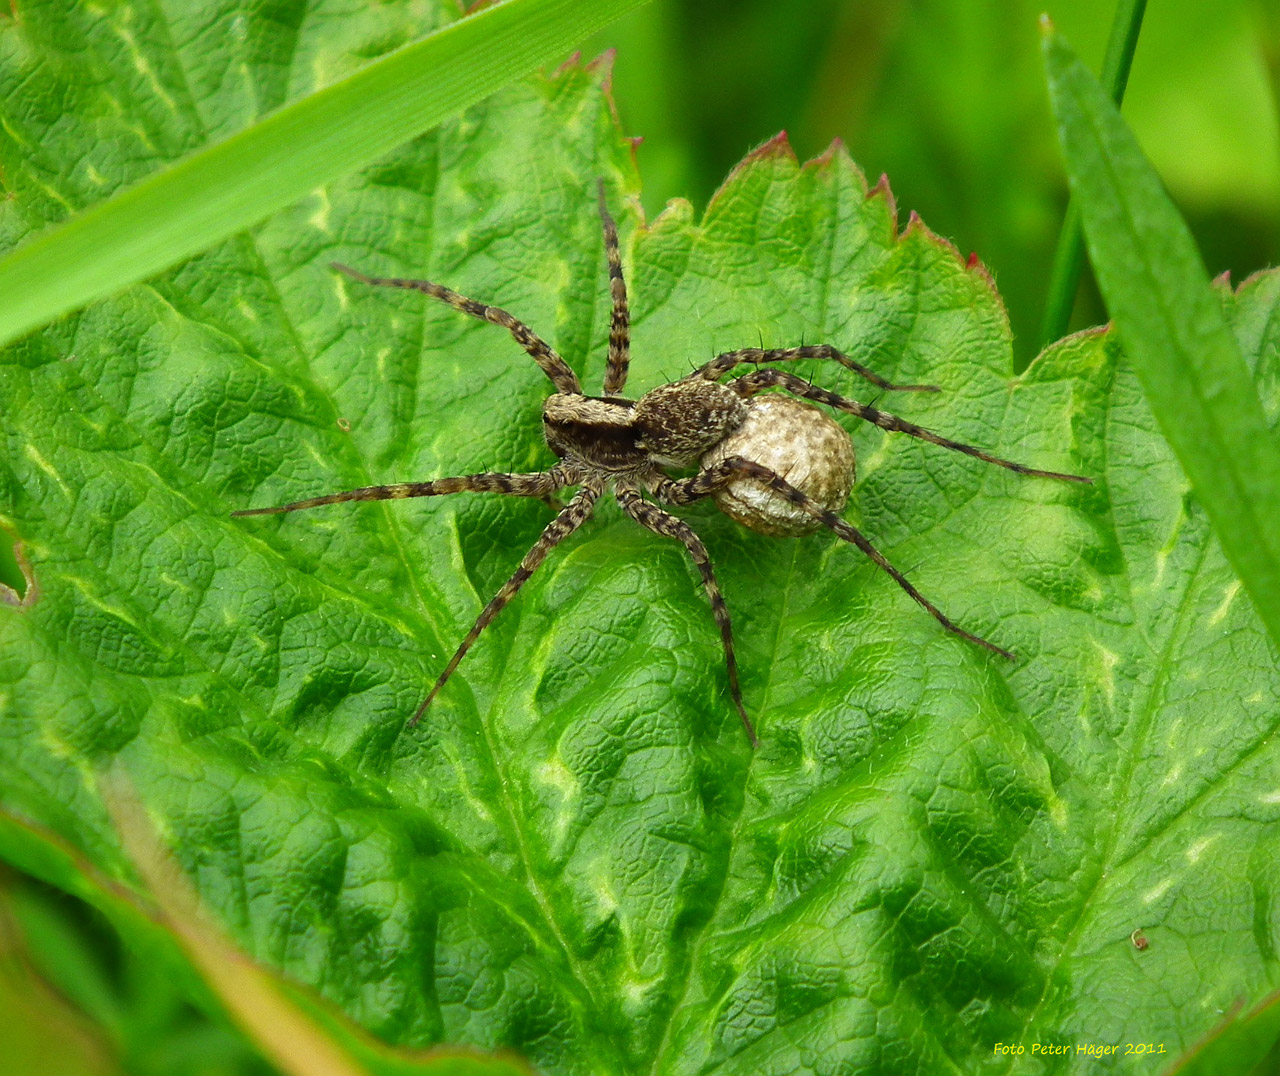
[235,183,1089,747]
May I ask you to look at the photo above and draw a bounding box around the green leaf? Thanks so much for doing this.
[3,4,1280,1073]
[1042,22,1280,655]
[0,0,650,351]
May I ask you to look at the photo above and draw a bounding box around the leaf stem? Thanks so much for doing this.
[1038,0,1149,349]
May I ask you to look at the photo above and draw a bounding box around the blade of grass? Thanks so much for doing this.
[1042,21,1280,652]
[1037,0,1148,353]
[0,0,651,352]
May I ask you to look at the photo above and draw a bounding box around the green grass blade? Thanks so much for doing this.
[1038,0,1148,351]
[0,0,650,351]
[1043,21,1280,651]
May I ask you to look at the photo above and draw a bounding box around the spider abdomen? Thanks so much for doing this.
[701,394,855,537]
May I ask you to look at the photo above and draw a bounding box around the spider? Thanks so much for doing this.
[234,183,1089,747]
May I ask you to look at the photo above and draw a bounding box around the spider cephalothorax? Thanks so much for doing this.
[235,183,1088,747]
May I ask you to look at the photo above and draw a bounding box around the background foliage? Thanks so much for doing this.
[588,0,1280,363]
[2,1,1280,1075]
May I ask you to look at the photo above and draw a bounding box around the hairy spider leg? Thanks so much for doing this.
[231,468,576,517]
[409,480,603,726]
[652,460,1015,661]
[615,487,758,747]
[730,368,1092,483]
[331,262,582,395]
[597,181,631,396]
[695,345,939,393]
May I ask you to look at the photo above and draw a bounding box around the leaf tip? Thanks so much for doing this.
[1237,266,1280,297]
[583,47,617,94]
[552,49,584,78]
[802,139,862,191]
[704,132,799,220]
[865,172,898,233]
[808,136,846,168]
[745,131,796,165]
[647,197,696,236]
[899,212,1012,341]
[587,46,617,73]
[0,535,38,610]
[625,134,644,186]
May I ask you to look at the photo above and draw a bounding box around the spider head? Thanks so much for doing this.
[634,379,748,467]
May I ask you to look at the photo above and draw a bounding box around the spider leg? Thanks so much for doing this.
[232,467,577,517]
[331,262,582,395]
[409,479,603,726]
[730,368,1092,483]
[693,345,938,393]
[656,458,1015,660]
[615,487,758,748]
[597,181,631,396]
[647,470,723,506]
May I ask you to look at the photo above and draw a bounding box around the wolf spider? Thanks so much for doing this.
[235,184,1088,747]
